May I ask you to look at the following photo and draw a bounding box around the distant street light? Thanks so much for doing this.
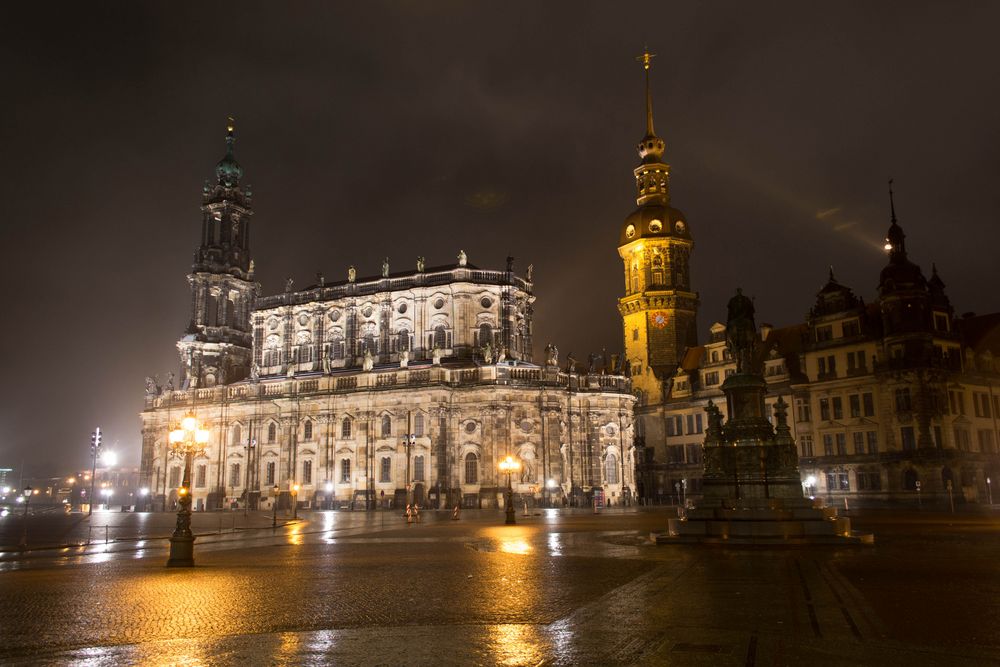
[498,456,521,525]
[292,484,301,520]
[20,486,33,549]
[88,427,103,517]
[166,411,210,567]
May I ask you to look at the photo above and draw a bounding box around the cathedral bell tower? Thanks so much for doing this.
[617,51,699,405]
[176,118,258,388]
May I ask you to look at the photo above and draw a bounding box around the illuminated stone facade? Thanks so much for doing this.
[140,125,635,512]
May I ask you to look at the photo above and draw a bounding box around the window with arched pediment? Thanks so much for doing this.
[267,422,277,443]
[303,420,313,441]
[232,424,242,446]
[414,413,424,437]
[341,417,352,438]
[381,414,392,438]
[605,453,619,485]
[464,452,479,484]
[478,323,493,348]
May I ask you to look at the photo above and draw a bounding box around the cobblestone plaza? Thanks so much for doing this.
[0,508,997,665]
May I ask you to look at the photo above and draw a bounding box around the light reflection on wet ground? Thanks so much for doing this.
[0,510,997,665]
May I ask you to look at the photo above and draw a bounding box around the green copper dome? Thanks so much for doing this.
[215,119,243,187]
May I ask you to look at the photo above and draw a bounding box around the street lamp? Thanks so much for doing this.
[101,487,113,510]
[272,484,279,528]
[324,481,334,510]
[88,427,103,517]
[292,483,301,520]
[139,487,149,512]
[498,455,521,525]
[166,411,210,567]
[20,486,33,548]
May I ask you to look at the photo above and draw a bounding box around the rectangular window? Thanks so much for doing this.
[839,473,850,491]
[857,471,882,491]
[863,392,875,417]
[704,371,719,386]
[266,461,276,486]
[667,445,685,464]
[816,325,833,342]
[900,426,916,451]
[823,434,834,456]
[818,357,827,376]
[685,444,703,464]
[795,399,811,422]
[229,463,241,488]
[340,458,351,483]
[695,413,704,434]
[832,397,843,420]
[895,388,912,412]
[686,414,694,435]
[866,431,879,455]
[977,430,995,454]
[302,460,312,485]
[842,320,860,337]
[196,465,207,488]
[835,433,847,456]
[820,398,830,421]
[800,434,814,457]
[414,414,425,437]
[825,472,849,492]
[852,432,865,455]
[849,394,861,418]
[954,428,971,452]
[666,418,676,437]
[414,455,425,481]
[380,456,391,482]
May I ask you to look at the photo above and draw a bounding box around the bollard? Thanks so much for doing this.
[105,525,109,544]
[452,505,460,520]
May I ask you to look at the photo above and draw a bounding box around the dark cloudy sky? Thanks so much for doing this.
[2,2,998,475]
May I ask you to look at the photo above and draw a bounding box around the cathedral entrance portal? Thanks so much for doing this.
[412,483,425,506]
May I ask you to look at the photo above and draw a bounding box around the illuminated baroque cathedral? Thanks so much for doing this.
[140,121,635,512]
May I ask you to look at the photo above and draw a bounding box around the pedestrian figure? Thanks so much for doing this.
[414,504,421,523]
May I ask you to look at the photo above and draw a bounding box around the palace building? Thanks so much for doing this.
[620,57,1000,505]
[139,122,635,512]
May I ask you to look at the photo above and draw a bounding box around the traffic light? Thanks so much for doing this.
[91,427,102,454]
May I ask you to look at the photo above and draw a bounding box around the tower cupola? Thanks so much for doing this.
[215,117,243,187]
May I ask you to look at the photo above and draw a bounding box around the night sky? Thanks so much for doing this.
[2,3,999,475]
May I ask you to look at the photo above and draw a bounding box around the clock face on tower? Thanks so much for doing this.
[651,311,669,329]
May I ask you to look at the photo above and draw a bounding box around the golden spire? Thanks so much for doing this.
[636,48,657,136]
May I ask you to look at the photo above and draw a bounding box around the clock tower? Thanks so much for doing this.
[617,51,699,405]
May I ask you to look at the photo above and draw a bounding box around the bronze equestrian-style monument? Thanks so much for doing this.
[662,290,872,544]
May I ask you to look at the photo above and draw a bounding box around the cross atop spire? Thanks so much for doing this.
[636,48,657,137]
[888,178,897,224]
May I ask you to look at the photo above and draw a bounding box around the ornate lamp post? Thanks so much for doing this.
[166,411,209,567]
[498,455,521,525]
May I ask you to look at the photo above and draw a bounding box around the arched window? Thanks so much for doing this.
[340,458,351,483]
[341,417,352,438]
[397,330,410,352]
[414,455,425,481]
[267,422,277,443]
[433,325,447,350]
[605,453,619,485]
[479,323,493,348]
[232,424,242,446]
[414,413,424,437]
[303,420,313,441]
[381,414,392,438]
[464,452,479,484]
